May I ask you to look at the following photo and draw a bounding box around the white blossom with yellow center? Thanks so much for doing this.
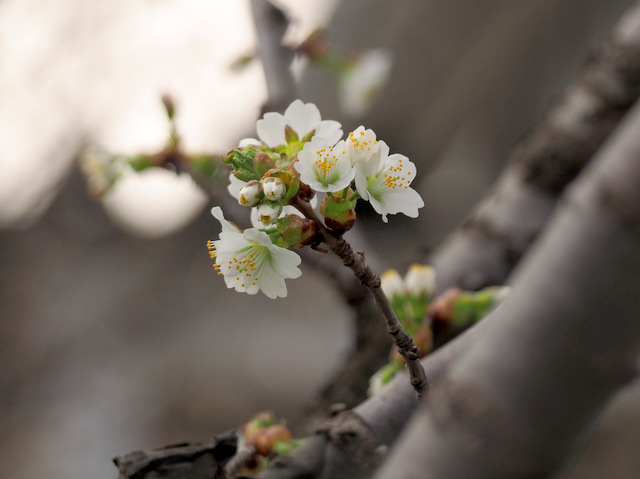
[295,137,355,193]
[208,207,301,299]
[346,126,389,166]
[354,145,424,223]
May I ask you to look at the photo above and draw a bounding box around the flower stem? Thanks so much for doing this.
[293,197,429,398]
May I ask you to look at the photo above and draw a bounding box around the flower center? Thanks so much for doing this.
[209,241,270,288]
[348,130,378,154]
[314,146,339,183]
[367,159,412,199]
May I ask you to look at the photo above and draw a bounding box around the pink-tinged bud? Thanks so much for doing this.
[261,177,286,201]
[321,194,356,234]
[281,215,318,248]
[427,287,462,325]
[253,151,277,178]
[239,180,263,206]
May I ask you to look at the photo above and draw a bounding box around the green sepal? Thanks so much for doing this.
[224,148,259,181]
[253,151,277,178]
[300,129,316,144]
[284,125,299,144]
[272,439,305,456]
[129,155,155,172]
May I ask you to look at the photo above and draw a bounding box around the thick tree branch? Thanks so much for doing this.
[373,84,640,479]
[430,1,640,293]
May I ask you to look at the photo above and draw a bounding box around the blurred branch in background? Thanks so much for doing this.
[429,2,640,292]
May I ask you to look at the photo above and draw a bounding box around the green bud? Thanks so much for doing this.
[253,151,277,178]
[224,147,259,182]
[321,193,357,234]
[279,215,318,248]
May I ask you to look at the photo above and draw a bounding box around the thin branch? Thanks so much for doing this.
[294,197,429,398]
[429,1,640,293]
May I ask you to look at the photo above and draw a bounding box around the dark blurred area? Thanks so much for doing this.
[1,1,639,478]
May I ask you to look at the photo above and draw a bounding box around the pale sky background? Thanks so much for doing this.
[0,0,338,234]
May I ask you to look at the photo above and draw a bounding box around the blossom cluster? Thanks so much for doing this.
[208,100,424,298]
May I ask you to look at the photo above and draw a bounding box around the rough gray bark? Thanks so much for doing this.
[373,81,640,479]
[430,0,640,293]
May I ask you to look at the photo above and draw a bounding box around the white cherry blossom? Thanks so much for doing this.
[295,137,355,193]
[256,99,342,148]
[354,149,424,223]
[208,207,301,299]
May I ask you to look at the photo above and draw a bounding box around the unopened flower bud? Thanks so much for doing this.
[262,177,286,201]
[380,269,405,299]
[320,194,356,234]
[252,425,293,456]
[262,168,300,201]
[239,180,263,206]
[280,215,318,248]
[256,202,282,226]
[253,151,277,178]
[404,264,435,296]
[427,287,462,325]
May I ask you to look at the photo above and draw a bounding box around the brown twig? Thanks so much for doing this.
[293,197,429,398]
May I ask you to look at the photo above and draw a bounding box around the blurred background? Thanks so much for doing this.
[1,1,639,478]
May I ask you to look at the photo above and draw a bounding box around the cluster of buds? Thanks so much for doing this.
[235,411,301,474]
[209,99,424,298]
[369,266,510,395]
[225,147,318,248]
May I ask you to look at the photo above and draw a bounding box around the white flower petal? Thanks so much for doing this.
[211,206,241,232]
[315,120,343,145]
[355,149,424,222]
[257,112,287,148]
[227,174,246,201]
[209,208,302,298]
[239,137,260,147]
[284,99,322,137]
[295,138,355,192]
